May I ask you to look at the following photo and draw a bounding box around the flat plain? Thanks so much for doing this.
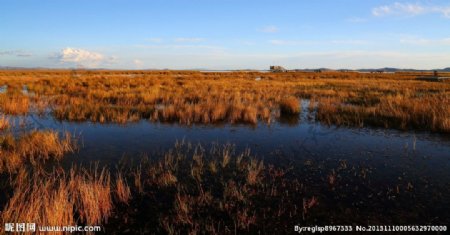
[0,70,449,234]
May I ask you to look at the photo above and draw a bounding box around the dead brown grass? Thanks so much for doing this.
[115,172,131,204]
[1,70,449,132]
[0,130,75,173]
[280,96,301,115]
[1,166,113,234]
[0,94,29,115]
[0,115,9,130]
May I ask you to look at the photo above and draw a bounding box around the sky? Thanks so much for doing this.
[1,0,450,70]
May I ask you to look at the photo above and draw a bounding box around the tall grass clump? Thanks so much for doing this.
[1,166,114,234]
[0,130,75,173]
[0,93,29,115]
[280,96,300,115]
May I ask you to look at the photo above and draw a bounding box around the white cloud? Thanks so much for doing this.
[173,37,205,43]
[260,25,279,33]
[56,48,115,68]
[372,2,450,18]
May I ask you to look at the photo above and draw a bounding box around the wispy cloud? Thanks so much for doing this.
[268,40,287,45]
[0,50,33,57]
[330,40,369,45]
[136,44,223,50]
[400,36,450,45]
[173,37,205,43]
[55,48,116,68]
[372,2,450,18]
[133,59,143,68]
[269,39,370,46]
[123,51,450,70]
[134,44,226,56]
[238,40,256,46]
[259,25,279,33]
[268,40,313,46]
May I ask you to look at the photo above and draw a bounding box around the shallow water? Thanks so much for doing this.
[12,110,449,177]
[6,104,450,224]
[0,85,7,94]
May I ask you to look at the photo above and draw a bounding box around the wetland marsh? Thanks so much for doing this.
[0,70,449,234]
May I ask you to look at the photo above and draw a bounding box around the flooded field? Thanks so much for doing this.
[4,108,450,231]
[0,70,449,234]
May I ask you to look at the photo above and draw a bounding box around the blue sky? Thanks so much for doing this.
[1,0,450,69]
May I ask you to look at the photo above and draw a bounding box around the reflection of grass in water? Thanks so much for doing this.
[0,140,448,233]
[0,70,449,132]
[0,142,319,234]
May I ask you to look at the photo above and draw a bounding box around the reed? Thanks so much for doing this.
[1,70,448,132]
[1,166,112,234]
[0,130,75,173]
[280,96,300,115]
[0,94,29,115]
[0,141,385,234]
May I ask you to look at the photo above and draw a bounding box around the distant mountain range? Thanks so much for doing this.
[354,67,450,72]
[296,67,450,72]
[1,65,450,72]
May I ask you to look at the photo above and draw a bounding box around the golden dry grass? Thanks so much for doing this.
[0,70,449,132]
[280,96,301,115]
[0,142,278,234]
[115,172,131,204]
[0,94,29,115]
[0,115,9,130]
[1,139,437,234]
[0,130,75,173]
[1,166,113,234]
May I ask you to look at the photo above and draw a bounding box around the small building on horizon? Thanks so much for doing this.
[269,66,287,73]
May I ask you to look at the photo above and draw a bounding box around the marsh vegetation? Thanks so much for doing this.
[1,70,449,132]
[0,70,449,234]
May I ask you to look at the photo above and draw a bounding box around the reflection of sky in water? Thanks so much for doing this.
[10,112,448,183]
[0,85,7,94]
[7,112,450,221]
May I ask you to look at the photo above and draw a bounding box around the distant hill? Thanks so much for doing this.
[1,65,449,72]
[0,66,49,70]
[295,67,450,73]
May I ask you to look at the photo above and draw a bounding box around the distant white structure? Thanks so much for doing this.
[270,66,287,73]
